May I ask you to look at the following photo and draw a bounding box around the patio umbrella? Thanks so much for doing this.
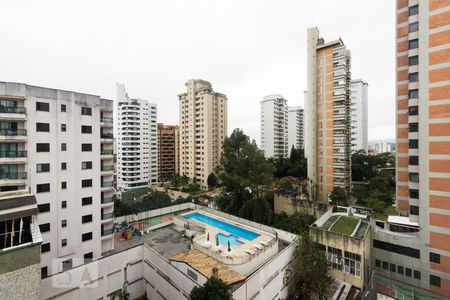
[207,232,210,241]
[216,236,219,247]
[227,240,231,252]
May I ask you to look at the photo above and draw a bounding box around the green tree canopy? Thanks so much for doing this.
[190,276,232,300]
[329,187,347,206]
[207,172,218,189]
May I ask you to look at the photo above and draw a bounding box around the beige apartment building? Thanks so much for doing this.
[157,123,179,182]
[306,27,352,204]
[178,79,227,190]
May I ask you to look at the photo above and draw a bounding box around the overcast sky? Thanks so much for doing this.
[1,0,395,143]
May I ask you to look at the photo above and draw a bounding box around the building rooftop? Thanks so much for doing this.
[171,249,246,285]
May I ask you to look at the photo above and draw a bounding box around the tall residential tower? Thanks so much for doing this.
[306,27,352,204]
[288,106,305,151]
[178,79,227,190]
[116,84,158,192]
[157,123,179,182]
[350,79,368,153]
[260,95,289,158]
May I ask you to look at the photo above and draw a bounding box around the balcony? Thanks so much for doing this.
[0,107,26,114]
[101,165,113,172]
[101,228,114,237]
[101,196,114,204]
[0,172,27,180]
[100,117,113,128]
[0,151,27,158]
[101,133,114,143]
[101,213,114,221]
[0,129,27,140]
[101,181,114,191]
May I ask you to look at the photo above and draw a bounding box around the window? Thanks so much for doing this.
[62,219,67,227]
[409,156,419,165]
[84,252,93,263]
[414,270,421,280]
[410,205,419,215]
[187,269,198,281]
[36,143,50,152]
[82,232,93,242]
[382,261,389,270]
[82,144,92,152]
[409,4,419,16]
[82,161,92,170]
[36,163,50,173]
[81,107,92,115]
[408,106,418,116]
[61,181,67,189]
[61,162,67,170]
[61,143,67,151]
[37,183,50,193]
[61,104,66,112]
[410,189,419,199]
[81,125,92,134]
[430,275,441,287]
[61,124,66,132]
[61,201,67,208]
[36,102,49,112]
[61,239,67,247]
[405,268,412,277]
[373,239,420,258]
[409,39,419,50]
[39,223,50,233]
[397,265,404,275]
[82,179,92,188]
[38,203,50,213]
[390,263,396,272]
[409,89,419,99]
[36,123,50,132]
[430,252,440,264]
[409,22,419,33]
[409,172,419,183]
[409,56,419,66]
[375,259,381,268]
[409,139,419,149]
[41,267,48,279]
[327,246,342,270]
[82,214,92,224]
[82,196,93,206]
[409,122,418,132]
[41,243,50,253]
[344,251,361,277]
[409,72,419,82]
[62,259,72,271]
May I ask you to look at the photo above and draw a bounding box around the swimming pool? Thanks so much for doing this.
[216,233,243,246]
[185,212,260,241]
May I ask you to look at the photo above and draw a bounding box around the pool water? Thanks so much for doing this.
[185,212,260,241]
[216,233,243,245]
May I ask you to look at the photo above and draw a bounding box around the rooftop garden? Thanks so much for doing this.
[329,216,359,236]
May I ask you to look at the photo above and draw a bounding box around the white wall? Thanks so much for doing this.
[350,79,368,153]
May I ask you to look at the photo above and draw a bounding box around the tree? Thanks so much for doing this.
[110,285,130,300]
[273,212,316,235]
[239,197,273,225]
[216,129,274,215]
[190,276,232,300]
[329,187,347,206]
[207,172,218,190]
[288,234,330,299]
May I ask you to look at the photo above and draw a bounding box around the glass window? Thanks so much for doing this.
[36,143,50,152]
[61,239,67,247]
[82,161,92,170]
[61,143,66,151]
[409,72,419,82]
[81,144,92,152]
[410,189,419,199]
[61,201,67,208]
[36,123,50,132]
[409,156,419,165]
[61,104,66,112]
[409,22,419,33]
[408,106,418,116]
[82,232,93,242]
[409,56,419,66]
[39,223,50,232]
[81,125,92,134]
[82,179,92,188]
[61,182,67,189]
[430,252,440,264]
[36,163,50,173]
[36,102,49,112]
[37,203,50,213]
[409,139,419,149]
[410,205,419,215]
[408,89,419,99]
[61,162,67,170]
[41,243,50,253]
[37,183,50,193]
[82,214,92,223]
[430,275,441,287]
[414,270,421,280]
[62,220,67,227]
[390,263,396,272]
[409,122,418,132]
[82,197,92,206]
[398,265,404,275]
[409,172,419,183]
[81,107,92,115]
[405,268,412,277]
[344,251,361,277]
[327,246,342,270]
[61,124,66,132]
[409,39,419,49]
[409,5,419,16]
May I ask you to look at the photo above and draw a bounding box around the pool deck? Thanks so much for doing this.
[181,211,276,265]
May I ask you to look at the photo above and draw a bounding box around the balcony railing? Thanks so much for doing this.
[0,151,27,158]
[0,129,27,136]
[0,172,27,180]
[101,117,113,124]
[101,181,113,188]
[101,133,113,139]
[101,149,113,155]
[101,165,113,171]
[101,196,114,204]
[101,228,114,236]
[0,107,26,114]
[101,213,114,220]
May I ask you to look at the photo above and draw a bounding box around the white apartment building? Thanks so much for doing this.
[0,81,115,279]
[116,84,158,192]
[178,79,227,190]
[350,79,368,153]
[260,95,289,158]
[287,106,304,152]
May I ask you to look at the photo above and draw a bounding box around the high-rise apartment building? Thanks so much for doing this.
[306,27,352,204]
[0,81,115,278]
[350,79,368,153]
[116,84,158,192]
[372,1,450,297]
[288,106,305,152]
[157,123,179,182]
[178,79,227,190]
[260,95,289,158]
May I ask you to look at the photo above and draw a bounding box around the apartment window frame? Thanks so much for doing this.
[82,196,93,206]
[409,22,419,33]
[41,243,50,253]
[36,102,50,112]
[61,104,66,112]
[61,181,67,189]
[409,5,419,16]
[36,122,50,132]
[82,161,93,170]
[410,205,419,215]
[409,56,419,66]
[409,189,419,199]
[62,219,67,227]
[82,232,93,242]
[36,143,50,152]
[408,106,419,116]
[409,139,419,149]
[82,214,93,224]
[430,275,441,287]
[37,183,50,193]
[430,252,440,264]
[409,39,419,50]
[39,223,50,233]
[37,203,50,213]
[81,144,92,152]
[61,162,67,170]
[61,124,66,132]
[409,72,419,82]
[409,122,419,132]
[61,201,67,208]
[81,107,92,116]
[82,179,92,188]
[36,163,50,173]
[81,125,92,134]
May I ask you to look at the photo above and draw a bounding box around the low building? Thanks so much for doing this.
[310,206,371,292]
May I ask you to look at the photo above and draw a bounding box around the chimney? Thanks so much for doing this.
[212,267,219,279]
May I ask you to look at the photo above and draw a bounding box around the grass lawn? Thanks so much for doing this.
[121,187,149,201]
[330,216,359,236]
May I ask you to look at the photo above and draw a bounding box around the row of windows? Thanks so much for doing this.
[36,161,93,172]
[375,259,421,279]
[37,102,93,116]
[36,180,93,193]
[373,239,420,258]
[36,143,94,152]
